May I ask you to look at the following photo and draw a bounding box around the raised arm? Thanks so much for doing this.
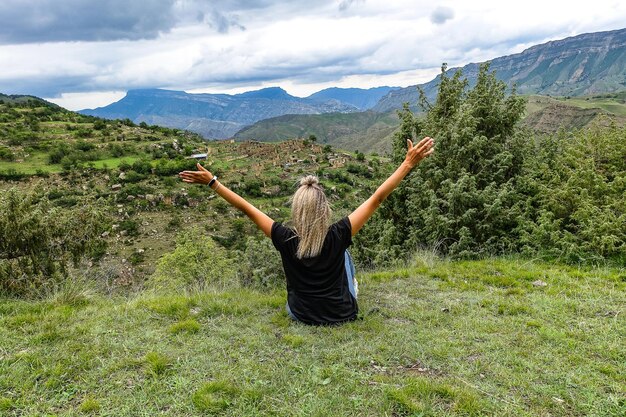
[179,163,274,237]
[348,136,434,236]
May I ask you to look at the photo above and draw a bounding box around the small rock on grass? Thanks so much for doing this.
[532,280,547,287]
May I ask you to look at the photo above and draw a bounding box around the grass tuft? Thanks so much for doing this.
[168,318,200,335]
[0,397,15,411]
[49,276,94,307]
[282,333,305,348]
[139,295,196,319]
[367,269,411,282]
[192,381,239,413]
[387,377,490,416]
[79,397,101,414]
[144,351,172,377]
[200,298,252,317]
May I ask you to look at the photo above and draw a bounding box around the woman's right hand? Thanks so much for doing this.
[404,136,434,169]
[179,163,214,185]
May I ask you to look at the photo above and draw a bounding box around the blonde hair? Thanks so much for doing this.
[291,175,332,259]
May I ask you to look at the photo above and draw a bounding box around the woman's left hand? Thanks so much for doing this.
[179,163,214,185]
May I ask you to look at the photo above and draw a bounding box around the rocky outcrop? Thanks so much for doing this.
[374,28,626,112]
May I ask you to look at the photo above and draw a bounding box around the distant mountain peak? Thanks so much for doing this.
[125,88,185,97]
[236,87,293,99]
[307,86,399,110]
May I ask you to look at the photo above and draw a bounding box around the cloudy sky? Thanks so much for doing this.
[1,0,624,110]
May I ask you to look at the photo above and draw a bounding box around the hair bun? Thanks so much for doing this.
[300,175,319,187]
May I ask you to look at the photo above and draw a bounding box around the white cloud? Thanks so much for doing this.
[1,0,624,109]
[46,91,126,111]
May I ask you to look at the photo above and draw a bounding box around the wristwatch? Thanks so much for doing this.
[208,175,218,188]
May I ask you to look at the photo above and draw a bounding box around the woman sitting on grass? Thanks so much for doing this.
[179,137,434,325]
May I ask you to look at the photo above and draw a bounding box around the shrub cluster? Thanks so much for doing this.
[148,228,237,291]
[354,64,626,265]
[237,237,285,289]
[517,124,626,262]
[0,189,109,297]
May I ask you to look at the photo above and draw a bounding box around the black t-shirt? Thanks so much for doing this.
[271,217,358,325]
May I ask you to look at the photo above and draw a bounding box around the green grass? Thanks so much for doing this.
[525,94,626,118]
[1,258,624,416]
[0,152,62,174]
[0,155,144,174]
[89,156,142,169]
[559,97,626,117]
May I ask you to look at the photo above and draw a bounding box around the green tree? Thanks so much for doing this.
[356,63,529,262]
[93,119,107,130]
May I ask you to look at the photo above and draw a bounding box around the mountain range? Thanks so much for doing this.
[373,27,626,112]
[81,86,396,139]
[79,28,626,143]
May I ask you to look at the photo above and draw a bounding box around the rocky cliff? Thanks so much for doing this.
[374,28,626,112]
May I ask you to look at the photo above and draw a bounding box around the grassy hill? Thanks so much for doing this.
[0,97,387,290]
[522,94,626,133]
[234,111,399,154]
[1,257,624,416]
[559,92,626,116]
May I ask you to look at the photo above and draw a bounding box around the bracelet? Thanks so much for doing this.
[208,175,218,188]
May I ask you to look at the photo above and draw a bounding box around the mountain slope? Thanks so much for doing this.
[235,93,626,153]
[521,94,626,133]
[81,88,359,139]
[234,111,399,153]
[0,93,59,107]
[374,28,626,112]
[307,87,399,110]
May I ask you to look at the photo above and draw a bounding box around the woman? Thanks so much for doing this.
[179,136,434,325]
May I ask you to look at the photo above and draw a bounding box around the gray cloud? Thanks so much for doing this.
[188,0,279,12]
[205,10,246,33]
[430,6,454,25]
[0,74,96,98]
[339,0,366,11]
[0,0,258,44]
[0,0,179,44]
[188,40,384,86]
[0,36,383,97]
